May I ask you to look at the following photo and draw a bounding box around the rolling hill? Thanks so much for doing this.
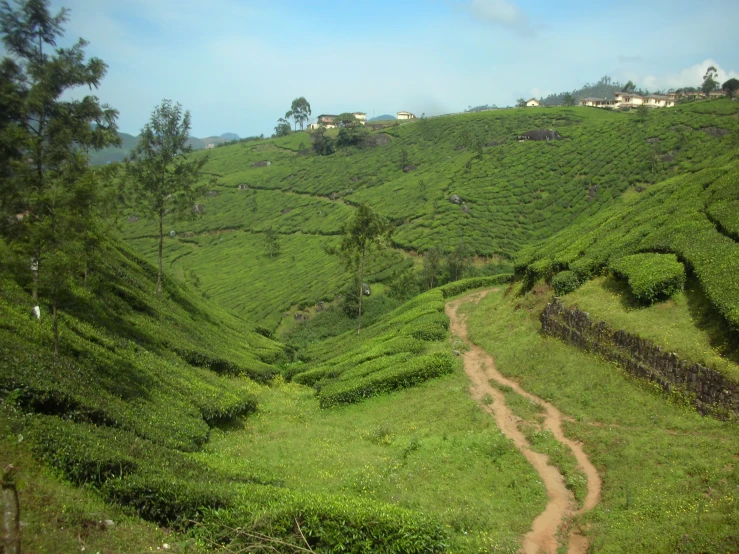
[4,98,739,554]
[122,100,739,332]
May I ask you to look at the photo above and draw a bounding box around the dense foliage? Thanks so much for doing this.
[609,253,686,303]
[516,158,739,329]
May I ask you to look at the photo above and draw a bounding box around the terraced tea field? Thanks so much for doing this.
[123,100,739,331]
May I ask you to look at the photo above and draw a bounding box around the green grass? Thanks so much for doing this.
[465,287,739,553]
[199,374,548,553]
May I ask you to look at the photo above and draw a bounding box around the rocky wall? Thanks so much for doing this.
[540,298,739,418]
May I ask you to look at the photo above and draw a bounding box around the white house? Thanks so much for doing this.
[352,112,367,125]
[397,111,416,120]
[205,143,215,149]
[526,98,541,107]
[644,95,675,108]
[578,97,617,108]
[613,92,645,108]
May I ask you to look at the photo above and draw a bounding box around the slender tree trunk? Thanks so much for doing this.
[52,300,59,357]
[31,255,38,301]
[157,211,164,295]
[1,475,21,554]
[357,249,365,335]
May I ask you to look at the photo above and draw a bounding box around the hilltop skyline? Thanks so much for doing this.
[34,0,739,137]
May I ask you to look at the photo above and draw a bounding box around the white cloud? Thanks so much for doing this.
[465,0,535,37]
[639,59,739,91]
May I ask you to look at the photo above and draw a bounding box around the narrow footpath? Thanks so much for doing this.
[446,290,601,554]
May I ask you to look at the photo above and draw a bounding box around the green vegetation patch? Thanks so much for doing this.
[466,288,739,552]
[517,160,739,329]
[319,352,455,408]
[609,253,686,303]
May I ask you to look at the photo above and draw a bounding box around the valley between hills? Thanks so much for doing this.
[2,4,739,550]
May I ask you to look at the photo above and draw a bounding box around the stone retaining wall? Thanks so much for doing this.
[540,298,739,418]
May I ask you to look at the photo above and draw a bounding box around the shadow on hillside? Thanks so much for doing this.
[684,277,739,367]
[602,276,641,309]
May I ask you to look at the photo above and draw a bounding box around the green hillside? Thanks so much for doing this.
[515,156,739,345]
[123,100,739,332]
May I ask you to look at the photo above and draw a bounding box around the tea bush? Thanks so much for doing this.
[319,353,455,408]
[609,253,686,303]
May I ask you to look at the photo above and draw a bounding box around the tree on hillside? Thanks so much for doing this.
[264,227,280,258]
[446,241,472,282]
[722,78,739,99]
[0,0,121,354]
[274,117,291,137]
[126,100,210,295]
[335,113,369,148]
[516,98,527,108]
[331,203,391,334]
[562,93,576,107]
[702,66,719,95]
[622,80,636,93]
[422,246,442,290]
[309,125,335,156]
[286,97,311,131]
[635,104,649,123]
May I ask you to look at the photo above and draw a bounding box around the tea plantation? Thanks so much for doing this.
[515,157,739,345]
[4,99,739,553]
[122,100,739,332]
[3,244,519,552]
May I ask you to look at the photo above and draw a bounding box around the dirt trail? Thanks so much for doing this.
[446,290,602,554]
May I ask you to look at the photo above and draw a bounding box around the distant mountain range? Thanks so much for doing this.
[368,114,396,122]
[88,132,241,165]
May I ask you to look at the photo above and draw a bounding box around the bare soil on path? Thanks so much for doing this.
[446,290,602,554]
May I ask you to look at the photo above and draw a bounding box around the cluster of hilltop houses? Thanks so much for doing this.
[307,111,416,129]
[577,89,727,109]
[520,89,727,110]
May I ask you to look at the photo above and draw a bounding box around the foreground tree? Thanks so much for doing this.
[516,98,526,108]
[722,78,739,99]
[332,203,391,334]
[0,0,120,354]
[702,66,719,96]
[126,100,209,295]
[622,80,636,93]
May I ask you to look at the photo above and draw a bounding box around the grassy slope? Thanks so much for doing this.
[465,286,739,553]
[0,243,527,551]
[122,100,739,332]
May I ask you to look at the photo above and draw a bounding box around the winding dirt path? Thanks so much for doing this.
[446,290,601,554]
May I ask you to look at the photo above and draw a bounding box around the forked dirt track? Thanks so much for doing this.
[446,290,602,554]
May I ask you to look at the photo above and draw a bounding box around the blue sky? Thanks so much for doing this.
[37,0,739,137]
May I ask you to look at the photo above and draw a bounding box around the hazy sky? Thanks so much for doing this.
[35,0,739,137]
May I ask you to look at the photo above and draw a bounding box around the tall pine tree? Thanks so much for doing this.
[0,0,120,354]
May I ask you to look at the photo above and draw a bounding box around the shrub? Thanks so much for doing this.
[438,274,513,298]
[609,253,686,303]
[319,353,455,408]
[551,270,580,295]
